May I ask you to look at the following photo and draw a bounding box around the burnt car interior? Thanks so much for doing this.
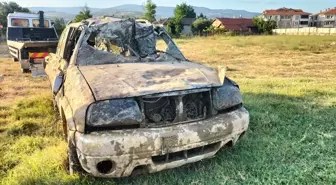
[64,27,82,62]
[76,19,187,66]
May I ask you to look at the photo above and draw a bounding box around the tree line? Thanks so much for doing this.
[0,1,276,36]
[142,1,213,36]
[141,0,276,36]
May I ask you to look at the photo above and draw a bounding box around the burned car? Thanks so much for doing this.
[44,17,249,178]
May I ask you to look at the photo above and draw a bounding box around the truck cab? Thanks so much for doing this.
[7,11,59,76]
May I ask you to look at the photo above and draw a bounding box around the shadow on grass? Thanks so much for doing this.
[3,92,336,185]
[110,93,336,185]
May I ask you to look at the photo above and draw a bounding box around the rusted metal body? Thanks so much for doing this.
[44,17,249,177]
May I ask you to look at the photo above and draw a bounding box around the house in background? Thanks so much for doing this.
[212,18,257,33]
[313,8,336,27]
[180,18,196,35]
[262,8,312,28]
[153,18,195,35]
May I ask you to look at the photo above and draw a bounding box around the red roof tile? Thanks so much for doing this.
[215,18,254,31]
[263,8,311,15]
[318,8,336,15]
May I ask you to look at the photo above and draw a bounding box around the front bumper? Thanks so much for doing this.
[75,107,249,177]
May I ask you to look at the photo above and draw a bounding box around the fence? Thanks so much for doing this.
[273,27,336,35]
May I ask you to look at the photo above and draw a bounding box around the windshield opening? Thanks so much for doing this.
[77,19,186,66]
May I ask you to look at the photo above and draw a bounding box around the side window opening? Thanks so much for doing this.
[56,27,69,56]
[63,27,82,62]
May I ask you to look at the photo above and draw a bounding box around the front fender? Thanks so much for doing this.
[63,67,95,133]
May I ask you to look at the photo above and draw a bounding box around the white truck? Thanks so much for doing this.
[7,11,59,76]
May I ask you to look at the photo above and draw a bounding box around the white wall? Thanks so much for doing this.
[273,27,336,35]
[264,14,311,28]
[181,25,193,35]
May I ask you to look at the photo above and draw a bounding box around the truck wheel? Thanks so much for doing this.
[21,68,30,73]
[12,58,19,62]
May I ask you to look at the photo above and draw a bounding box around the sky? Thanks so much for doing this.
[10,0,336,13]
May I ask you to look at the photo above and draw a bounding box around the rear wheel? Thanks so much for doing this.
[21,68,30,73]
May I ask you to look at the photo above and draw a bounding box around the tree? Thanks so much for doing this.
[74,4,92,22]
[53,17,66,35]
[167,3,196,36]
[174,3,196,19]
[192,18,212,35]
[0,2,30,32]
[263,20,277,34]
[252,16,277,34]
[252,17,264,32]
[167,17,182,36]
[197,13,207,19]
[142,0,156,23]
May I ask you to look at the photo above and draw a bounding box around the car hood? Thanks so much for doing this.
[78,61,223,100]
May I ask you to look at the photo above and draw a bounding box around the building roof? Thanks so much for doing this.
[180,18,196,25]
[263,8,311,15]
[214,18,254,31]
[318,8,336,15]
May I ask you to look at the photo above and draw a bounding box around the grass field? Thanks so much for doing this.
[0,35,336,185]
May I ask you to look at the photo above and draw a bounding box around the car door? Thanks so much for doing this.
[44,26,70,86]
[51,26,83,97]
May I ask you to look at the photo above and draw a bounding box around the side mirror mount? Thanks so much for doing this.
[53,72,64,95]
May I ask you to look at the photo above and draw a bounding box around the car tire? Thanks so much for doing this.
[63,113,84,175]
[68,140,83,175]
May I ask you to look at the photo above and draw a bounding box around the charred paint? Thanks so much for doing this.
[44,17,250,178]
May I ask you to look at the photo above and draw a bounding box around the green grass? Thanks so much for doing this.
[1,35,336,184]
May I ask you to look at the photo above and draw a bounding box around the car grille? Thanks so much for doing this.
[139,90,212,128]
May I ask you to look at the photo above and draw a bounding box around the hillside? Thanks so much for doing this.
[29,4,260,20]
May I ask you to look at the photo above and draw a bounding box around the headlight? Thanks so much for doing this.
[212,77,242,111]
[86,99,142,128]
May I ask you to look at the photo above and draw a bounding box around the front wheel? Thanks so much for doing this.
[68,140,82,175]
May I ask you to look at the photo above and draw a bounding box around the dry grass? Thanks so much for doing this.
[0,58,50,106]
[0,35,336,184]
[176,35,336,79]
